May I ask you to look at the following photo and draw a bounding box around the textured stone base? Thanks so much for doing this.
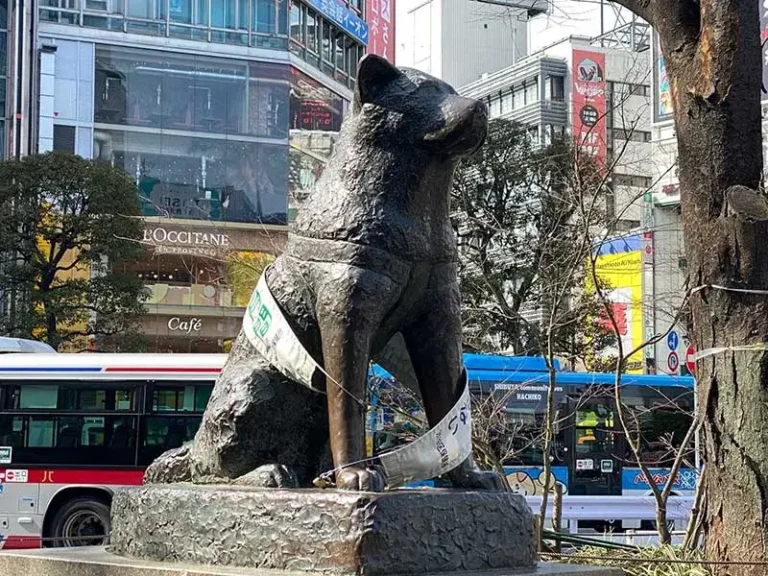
[0,547,623,576]
[110,485,538,575]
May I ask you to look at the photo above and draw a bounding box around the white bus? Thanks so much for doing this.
[0,353,224,549]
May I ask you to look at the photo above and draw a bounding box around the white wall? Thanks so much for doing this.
[396,0,443,77]
[528,0,635,53]
[441,0,527,87]
[396,0,526,87]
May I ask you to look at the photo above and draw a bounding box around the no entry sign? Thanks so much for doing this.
[686,346,696,375]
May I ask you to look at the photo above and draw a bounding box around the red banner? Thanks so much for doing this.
[366,0,395,62]
[572,49,607,174]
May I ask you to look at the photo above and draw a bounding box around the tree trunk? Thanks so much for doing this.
[619,1,767,572]
[610,0,765,571]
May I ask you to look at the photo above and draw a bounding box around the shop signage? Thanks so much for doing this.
[167,317,203,334]
[143,227,230,257]
[143,228,229,247]
[366,0,395,62]
[306,0,369,45]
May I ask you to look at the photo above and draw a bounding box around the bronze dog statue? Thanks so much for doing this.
[144,55,505,492]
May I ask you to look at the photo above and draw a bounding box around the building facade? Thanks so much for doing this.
[395,0,528,88]
[460,36,652,232]
[14,0,389,352]
[459,33,652,368]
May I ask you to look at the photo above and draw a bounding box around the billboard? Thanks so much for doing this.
[652,33,674,122]
[572,49,607,175]
[589,235,644,374]
[658,56,673,117]
[762,0,768,101]
[366,0,395,62]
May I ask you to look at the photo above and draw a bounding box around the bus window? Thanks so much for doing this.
[0,415,24,446]
[195,385,213,411]
[152,384,213,413]
[153,387,185,412]
[20,385,58,409]
[0,414,138,464]
[2,382,139,411]
[29,416,55,447]
[144,417,200,448]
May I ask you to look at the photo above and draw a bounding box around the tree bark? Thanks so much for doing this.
[612,1,765,572]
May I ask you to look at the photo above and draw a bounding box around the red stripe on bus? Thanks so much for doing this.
[2,469,146,485]
[103,367,221,373]
[2,536,43,550]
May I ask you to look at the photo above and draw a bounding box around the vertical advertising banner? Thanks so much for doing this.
[761,0,768,101]
[587,235,644,374]
[658,57,673,116]
[652,33,674,121]
[572,49,607,174]
[366,0,395,62]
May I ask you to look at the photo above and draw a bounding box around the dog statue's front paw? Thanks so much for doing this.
[335,465,386,492]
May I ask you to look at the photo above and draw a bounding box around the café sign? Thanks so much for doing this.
[167,317,203,334]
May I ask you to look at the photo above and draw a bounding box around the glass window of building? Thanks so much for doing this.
[306,9,320,65]
[53,125,76,152]
[289,67,344,132]
[94,45,290,225]
[513,86,524,109]
[40,0,288,50]
[490,96,501,118]
[288,1,365,89]
[0,0,6,158]
[524,77,539,105]
[548,75,565,101]
[502,89,513,112]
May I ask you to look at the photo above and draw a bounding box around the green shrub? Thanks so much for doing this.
[556,545,712,576]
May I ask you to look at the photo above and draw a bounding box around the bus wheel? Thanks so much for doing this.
[50,497,111,547]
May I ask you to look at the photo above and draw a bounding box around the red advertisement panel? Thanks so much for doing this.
[572,49,607,174]
[366,0,395,62]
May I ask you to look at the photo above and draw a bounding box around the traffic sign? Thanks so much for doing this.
[686,346,696,375]
[667,351,679,373]
[667,331,679,351]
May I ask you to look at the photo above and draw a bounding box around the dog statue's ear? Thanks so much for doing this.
[354,54,402,109]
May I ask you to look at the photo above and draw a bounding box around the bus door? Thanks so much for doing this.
[566,398,622,495]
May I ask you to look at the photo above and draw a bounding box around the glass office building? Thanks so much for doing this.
[34,0,361,352]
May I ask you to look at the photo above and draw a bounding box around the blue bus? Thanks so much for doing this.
[368,354,697,527]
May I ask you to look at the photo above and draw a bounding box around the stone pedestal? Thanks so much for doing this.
[109,485,537,575]
[0,548,623,576]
